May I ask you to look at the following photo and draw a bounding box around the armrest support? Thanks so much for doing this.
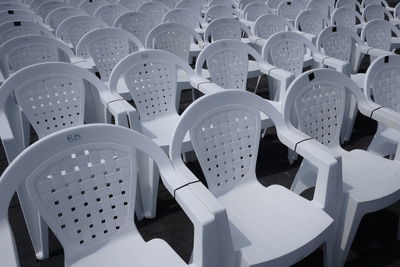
[0,112,22,162]
[259,63,295,101]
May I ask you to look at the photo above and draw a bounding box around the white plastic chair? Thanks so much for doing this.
[154,0,176,9]
[361,19,400,52]
[0,20,52,44]
[242,2,273,23]
[175,0,202,17]
[335,0,362,12]
[331,7,365,33]
[0,35,75,79]
[237,0,264,10]
[93,4,129,26]
[76,27,144,81]
[69,0,84,7]
[204,4,236,23]
[277,0,304,24]
[78,0,108,16]
[0,124,233,267]
[362,3,393,22]
[285,68,400,267]
[364,55,400,159]
[56,15,107,50]
[36,0,67,19]
[295,9,331,42]
[307,0,331,19]
[208,0,234,8]
[204,17,255,44]
[118,0,146,10]
[137,1,169,27]
[45,6,85,30]
[108,49,219,218]
[113,11,154,44]
[0,62,125,260]
[361,0,394,13]
[266,0,285,12]
[0,2,30,12]
[0,9,42,25]
[162,7,202,30]
[170,89,340,267]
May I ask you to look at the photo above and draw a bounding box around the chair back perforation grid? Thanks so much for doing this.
[154,31,191,62]
[372,69,400,112]
[322,32,352,62]
[270,40,305,76]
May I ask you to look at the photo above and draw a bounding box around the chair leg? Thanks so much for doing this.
[341,94,357,143]
[17,186,49,260]
[253,76,262,94]
[323,238,334,267]
[333,196,362,267]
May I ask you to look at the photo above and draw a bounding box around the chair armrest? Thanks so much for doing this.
[358,45,394,58]
[107,100,140,130]
[189,76,225,95]
[314,53,351,75]
[293,30,315,43]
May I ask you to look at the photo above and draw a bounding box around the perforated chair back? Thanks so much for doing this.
[204,4,236,23]
[361,19,400,51]
[208,0,233,8]
[238,0,264,10]
[242,2,272,22]
[154,0,176,8]
[362,4,393,22]
[78,0,108,16]
[253,14,295,39]
[36,0,67,18]
[362,0,389,9]
[46,6,85,30]
[266,0,285,9]
[0,2,30,11]
[307,0,330,19]
[262,31,316,76]
[295,9,330,36]
[113,11,154,44]
[0,20,52,44]
[118,0,146,10]
[204,18,252,43]
[0,9,42,25]
[331,7,365,33]
[335,0,362,11]
[93,4,128,26]
[277,0,304,22]
[76,27,144,81]
[137,1,169,26]
[162,8,201,29]
[175,0,202,17]
[31,0,56,11]
[145,22,204,62]
[56,15,107,49]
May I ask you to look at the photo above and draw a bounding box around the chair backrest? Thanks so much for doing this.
[208,0,233,8]
[317,25,364,71]
[295,9,330,36]
[0,20,52,44]
[78,0,108,16]
[93,4,128,26]
[262,31,316,76]
[175,0,202,16]
[331,7,365,33]
[56,15,107,48]
[117,0,145,10]
[109,50,196,122]
[204,18,252,43]
[361,19,400,51]
[0,124,173,266]
[137,1,169,26]
[335,0,362,11]
[277,0,304,21]
[0,1,29,11]
[46,6,85,30]
[145,22,204,62]
[0,35,75,78]
[196,39,262,90]
[364,55,400,113]
[238,0,264,10]
[113,11,154,44]
[0,62,112,139]
[76,27,144,81]
[253,14,295,39]
[31,0,56,11]
[242,2,272,22]
[395,2,400,19]
[162,8,201,29]
[204,4,236,23]
[306,0,330,18]
[36,0,67,18]
[362,0,389,9]
[69,0,83,6]
[266,0,285,9]
[0,9,42,25]
[362,4,392,22]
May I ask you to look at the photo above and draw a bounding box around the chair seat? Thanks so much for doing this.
[341,149,400,203]
[71,234,188,267]
[219,182,333,266]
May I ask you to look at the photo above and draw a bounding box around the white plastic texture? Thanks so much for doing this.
[137,1,169,27]
[154,0,176,9]
[31,0,58,11]
[238,0,264,10]
[204,4,236,23]
[307,0,330,19]
[145,22,204,62]
[0,20,52,44]
[0,35,74,78]
[362,4,393,22]
[253,14,295,40]
[331,7,365,33]
[204,17,253,43]
[162,8,202,30]
[93,4,128,26]
[78,0,108,16]
[208,0,233,8]
[76,27,144,81]
[277,0,304,22]
[175,0,202,17]
[45,6,85,30]
[0,9,42,25]
[0,124,216,267]
[242,2,272,22]
[36,0,67,18]
[364,55,400,158]
[361,0,392,11]
[284,68,400,267]
[295,9,330,37]
[266,0,286,9]
[170,89,340,267]
[56,15,107,49]
[118,0,146,10]
[361,19,400,51]
[0,2,29,11]
[335,0,362,11]
[69,0,84,7]
[395,2,400,19]
[113,11,154,44]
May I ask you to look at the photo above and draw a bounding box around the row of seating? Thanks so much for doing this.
[0,0,399,266]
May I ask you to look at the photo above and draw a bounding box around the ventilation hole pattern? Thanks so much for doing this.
[373,69,400,112]
[154,31,191,62]
[67,22,99,49]
[8,45,59,73]
[308,3,329,18]
[192,109,259,192]
[365,27,391,50]
[322,33,352,62]
[18,77,84,137]
[210,25,242,41]
[207,50,248,90]
[98,6,127,26]
[2,28,41,43]
[124,62,176,122]
[334,12,357,32]
[279,4,303,20]
[35,149,132,246]
[364,7,385,21]
[89,36,132,81]
[257,22,285,39]
[120,17,153,44]
[140,7,166,26]
[299,16,324,36]
[295,84,344,145]
[270,40,304,76]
